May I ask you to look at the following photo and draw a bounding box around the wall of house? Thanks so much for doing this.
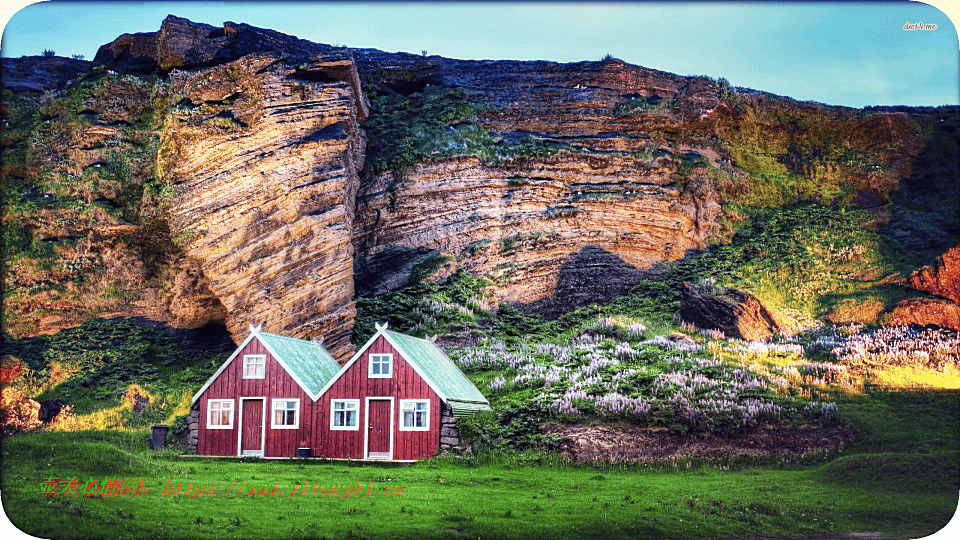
[196,337,315,457]
[314,335,442,460]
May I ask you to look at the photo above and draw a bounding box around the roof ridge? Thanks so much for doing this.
[385,329,433,344]
[260,332,326,347]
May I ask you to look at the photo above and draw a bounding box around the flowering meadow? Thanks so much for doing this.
[452,317,843,436]
[451,311,959,442]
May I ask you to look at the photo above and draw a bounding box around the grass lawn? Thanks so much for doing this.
[2,389,957,540]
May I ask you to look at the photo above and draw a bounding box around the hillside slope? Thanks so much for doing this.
[2,15,958,359]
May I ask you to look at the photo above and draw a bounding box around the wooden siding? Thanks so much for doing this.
[315,336,441,460]
[197,337,314,458]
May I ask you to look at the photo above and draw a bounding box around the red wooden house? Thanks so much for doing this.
[191,323,490,461]
[191,324,341,458]
[312,323,491,461]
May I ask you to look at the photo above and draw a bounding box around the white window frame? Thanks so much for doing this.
[330,399,360,430]
[207,399,235,429]
[399,399,430,431]
[242,354,266,379]
[368,353,393,378]
[270,398,300,429]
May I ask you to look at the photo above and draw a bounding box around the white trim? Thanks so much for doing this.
[399,399,430,431]
[191,329,260,403]
[367,353,393,378]
[206,399,235,429]
[270,398,300,429]
[236,397,266,457]
[330,399,360,430]
[363,397,394,460]
[242,354,266,379]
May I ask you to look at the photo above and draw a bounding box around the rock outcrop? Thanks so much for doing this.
[884,297,960,331]
[0,56,91,92]
[351,52,730,312]
[679,281,784,341]
[161,50,367,361]
[909,245,960,304]
[4,15,949,354]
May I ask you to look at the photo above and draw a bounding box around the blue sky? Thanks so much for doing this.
[1,1,958,108]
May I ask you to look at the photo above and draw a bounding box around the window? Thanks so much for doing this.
[399,400,430,431]
[368,354,392,378]
[242,354,265,379]
[271,399,299,429]
[207,399,234,429]
[331,399,359,430]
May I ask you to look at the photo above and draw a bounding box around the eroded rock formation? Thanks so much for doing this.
[5,15,948,352]
[160,50,366,361]
[909,245,960,304]
[679,281,784,341]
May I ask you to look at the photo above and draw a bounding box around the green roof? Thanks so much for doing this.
[258,332,341,396]
[383,329,491,415]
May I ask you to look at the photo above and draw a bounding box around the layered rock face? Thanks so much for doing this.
[350,50,923,314]
[91,16,369,360]
[355,156,721,313]
[161,52,366,361]
[51,16,943,346]
[352,53,728,312]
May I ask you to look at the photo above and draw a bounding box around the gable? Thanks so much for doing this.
[192,328,340,403]
[315,325,491,416]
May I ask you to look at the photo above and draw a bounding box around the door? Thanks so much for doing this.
[240,399,263,456]
[366,399,392,459]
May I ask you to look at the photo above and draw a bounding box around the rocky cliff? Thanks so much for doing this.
[3,15,958,355]
[91,16,370,360]
[348,49,927,315]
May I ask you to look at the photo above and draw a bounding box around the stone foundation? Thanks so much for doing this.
[186,403,199,453]
[438,403,472,456]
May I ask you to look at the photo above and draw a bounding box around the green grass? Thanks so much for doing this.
[3,318,221,424]
[2,388,957,540]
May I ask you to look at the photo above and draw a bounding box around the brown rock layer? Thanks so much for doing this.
[355,156,722,314]
[883,297,960,331]
[909,245,960,304]
[679,281,784,341]
[164,50,366,361]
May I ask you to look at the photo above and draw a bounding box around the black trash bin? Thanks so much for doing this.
[151,424,169,451]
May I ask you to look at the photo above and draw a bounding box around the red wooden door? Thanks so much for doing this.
[367,400,391,458]
[241,399,263,455]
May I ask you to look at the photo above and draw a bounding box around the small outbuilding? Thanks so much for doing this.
[190,323,491,461]
[191,324,340,458]
[313,323,491,461]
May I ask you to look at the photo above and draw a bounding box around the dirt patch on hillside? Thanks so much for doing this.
[544,424,857,463]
